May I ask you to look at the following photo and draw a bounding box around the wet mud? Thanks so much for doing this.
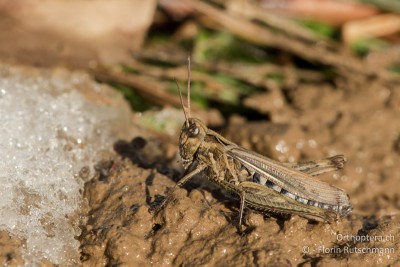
[79,81,400,266]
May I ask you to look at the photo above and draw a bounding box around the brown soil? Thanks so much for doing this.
[0,2,399,266]
[79,80,400,266]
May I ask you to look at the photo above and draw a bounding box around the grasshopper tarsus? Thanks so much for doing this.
[238,224,253,236]
[327,154,347,169]
[148,197,166,215]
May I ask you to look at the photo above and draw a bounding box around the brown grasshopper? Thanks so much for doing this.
[151,58,351,226]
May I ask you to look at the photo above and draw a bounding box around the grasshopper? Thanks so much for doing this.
[151,58,351,226]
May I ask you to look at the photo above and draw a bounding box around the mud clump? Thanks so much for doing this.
[80,77,400,266]
[80,158,399,266]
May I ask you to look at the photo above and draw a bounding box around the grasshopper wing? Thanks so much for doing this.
[226,146,351,216]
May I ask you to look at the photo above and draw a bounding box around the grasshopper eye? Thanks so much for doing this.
[188,124,199,137]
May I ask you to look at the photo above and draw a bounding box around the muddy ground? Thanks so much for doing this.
[0,1,399,266]
[0,69,398,266]
[78,78,400,266]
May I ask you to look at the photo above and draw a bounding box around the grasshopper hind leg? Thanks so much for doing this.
[216,179,249,229]
[283,155,347,176]
[238,190,246,229]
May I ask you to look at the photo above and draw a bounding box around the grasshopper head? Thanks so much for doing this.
[179,117,207,169]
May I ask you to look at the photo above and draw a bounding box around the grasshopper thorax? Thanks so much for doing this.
[179,117,207,169]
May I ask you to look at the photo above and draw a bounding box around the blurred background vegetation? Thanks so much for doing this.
[0,0,399,128]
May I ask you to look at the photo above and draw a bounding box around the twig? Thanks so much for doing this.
[90,65,224,126]
[183,0,399,85]
[360,0,400,13]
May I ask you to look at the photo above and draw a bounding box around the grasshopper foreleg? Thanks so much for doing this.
[149,164,206,214]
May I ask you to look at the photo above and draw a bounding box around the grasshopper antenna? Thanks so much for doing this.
[187,56,191,119]
[175,78,190,127]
